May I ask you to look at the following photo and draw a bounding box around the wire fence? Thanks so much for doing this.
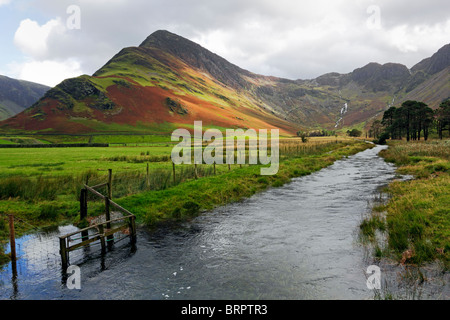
[1,212,64,270]
[1,212,132,271]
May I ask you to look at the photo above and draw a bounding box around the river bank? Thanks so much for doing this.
[117,140,374,227]
[360,139,449,299]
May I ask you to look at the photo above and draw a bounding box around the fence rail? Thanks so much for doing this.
[59,213,136,269]
[59,170,136,269]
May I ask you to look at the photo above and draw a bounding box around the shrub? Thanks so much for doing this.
[375,132,390,145]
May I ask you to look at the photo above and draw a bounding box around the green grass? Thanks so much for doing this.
[0,137,50,145]
[91,134,173,145]
[0,145,174,178]
[0,138,16,145]
[360,139,450,269]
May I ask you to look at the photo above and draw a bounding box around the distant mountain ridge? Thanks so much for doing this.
[1,30,448,134]
[411,43,450,75]
[0,75,50,121]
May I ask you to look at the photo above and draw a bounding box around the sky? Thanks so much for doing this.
[0,0,449,87]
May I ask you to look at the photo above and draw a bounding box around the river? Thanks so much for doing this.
[1,144,444,300]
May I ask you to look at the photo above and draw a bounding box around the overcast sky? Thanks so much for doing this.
[0,0,449,87]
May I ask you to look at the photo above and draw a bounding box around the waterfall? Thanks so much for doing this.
[335,103,348,128]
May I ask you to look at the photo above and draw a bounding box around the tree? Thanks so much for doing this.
[382,106,397,139]
[420,105,434,141]
[400,100,415,141]
[297,131,308,143]
[396,100,431,141]
[379,100,438,142]
[370,120,383,139]
[348,129,362,137]
[436,99,450,139]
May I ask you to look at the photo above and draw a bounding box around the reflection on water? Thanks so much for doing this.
[1,145,446,300]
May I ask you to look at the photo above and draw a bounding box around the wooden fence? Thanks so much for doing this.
[59,169,136,269]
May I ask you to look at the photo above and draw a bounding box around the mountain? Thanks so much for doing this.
[0,75,50,121]
[0,30,298,135]
[411,44,450,75]
[0,30,448,135]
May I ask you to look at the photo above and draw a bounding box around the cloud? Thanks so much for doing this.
[7,0,450,85]
[0,0,11,6]
[386,21,450,54]
[14,18,63,58]
[11,17,83,86]
[8,59,83,87]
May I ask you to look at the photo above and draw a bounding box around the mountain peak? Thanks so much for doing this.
[411,43,450,75]
[139,30,184,48]
[140,30,253,89]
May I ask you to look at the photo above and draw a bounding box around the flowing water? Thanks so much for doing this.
[1,145,445,300]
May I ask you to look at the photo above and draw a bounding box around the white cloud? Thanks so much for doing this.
[0,0,11,6]
[11,18,83,86]
[14,18,63,59]
[387,21,450,54]
[4,0,450,84]
[8,59,83,87]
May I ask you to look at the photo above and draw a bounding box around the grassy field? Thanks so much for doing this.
[0,145,173,178]
[0,133,174,145]
[360,139,450,269]
[0,135,370,264]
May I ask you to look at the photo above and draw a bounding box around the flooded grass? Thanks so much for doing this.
[360,140,450,271]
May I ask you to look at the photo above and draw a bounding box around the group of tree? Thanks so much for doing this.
[307,129,337,137]
[296,129,337,143]
[346,129,362,137]
[369,99,450,143]
[296,129,336,138]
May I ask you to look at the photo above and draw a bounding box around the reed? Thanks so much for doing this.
[361,139,449,269]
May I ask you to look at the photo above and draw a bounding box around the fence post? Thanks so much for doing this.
[80,188,89,240]
[239,150,242,168]
[59,237,68,269]
[172,162,176,184]
[98,224,106,254]
[107,169,113,199]
[80,189,87,220]
[105,197,111,225]
[214,162,216,175]
[8,215,16,263]
[194,164,198,180]
[146,163,150,188]
[105,197,113,246]
[129,216,137,245]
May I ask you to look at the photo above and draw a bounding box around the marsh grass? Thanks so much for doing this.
[0,176,61,201]
[361,139,450,270]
